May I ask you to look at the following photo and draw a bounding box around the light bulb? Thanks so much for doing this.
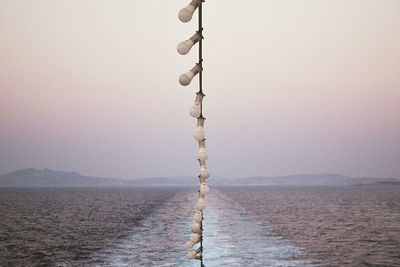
[190,233,200,244]
[198,147,208,161]
[178,0,202,23]
[179,63,202,86]
[186,251,196,260]
[177,40,193,55]
[186,241,194,248]
[177,32,203,55]
[198,140,208,161]
[192,223,201,233]
[189,102,201,118]
[197,197,206,211]
[200,165,210,179]
[193,211,202,223]
[200,182,210,196]
[194,126,205,141]
[189,92,205,118]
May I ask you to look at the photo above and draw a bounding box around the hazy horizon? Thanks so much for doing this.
[1,0,400,179]
[1,167,400,180]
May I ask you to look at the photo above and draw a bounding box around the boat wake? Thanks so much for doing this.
[90,189,313,266]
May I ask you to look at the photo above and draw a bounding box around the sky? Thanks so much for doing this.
[0,0,399,179]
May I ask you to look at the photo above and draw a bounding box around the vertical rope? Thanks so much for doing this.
[198,3,204,267]
[198,2,205,119]
[199,190,204,267]
[199,3,203,94]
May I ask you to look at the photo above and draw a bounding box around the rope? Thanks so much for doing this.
[198,3,205,267]
[178,1,208,266]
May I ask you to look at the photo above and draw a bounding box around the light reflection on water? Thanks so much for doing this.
[91,189,312,266]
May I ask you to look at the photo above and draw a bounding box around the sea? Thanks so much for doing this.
[0,185,399,266]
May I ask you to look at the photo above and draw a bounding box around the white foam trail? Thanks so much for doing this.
[91,189,313,266]
[203,190,313,266]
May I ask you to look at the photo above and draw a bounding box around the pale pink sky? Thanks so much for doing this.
[0,0,399,179]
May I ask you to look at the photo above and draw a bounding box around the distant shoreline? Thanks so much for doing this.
[1,168,399,188]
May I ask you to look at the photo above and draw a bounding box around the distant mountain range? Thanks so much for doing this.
[0,168,399,187]
[0,168,131,187]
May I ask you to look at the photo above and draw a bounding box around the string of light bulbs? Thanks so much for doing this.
[177,0,209,265]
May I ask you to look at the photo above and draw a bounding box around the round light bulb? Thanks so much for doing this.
[197,197,206,211]
[186,241,194,248]
[186,250,196,260]
[189,102,201,118]
[198,147,208,161]
[193,211,202,223]
[194,126,205,141]
[177,32,203,55]
[192,223,201,233]
[178,4,196,23]
[190,233,200,244]
[200,165,210,179]
[179,71,194,86]
[200,183,210,196]
[177,40,194,55]
[179,64,202,86]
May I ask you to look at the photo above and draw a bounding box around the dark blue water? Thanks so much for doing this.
[0,186,399,266]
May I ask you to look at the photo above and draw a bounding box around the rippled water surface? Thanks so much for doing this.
[0,187,180,266]
[218,185,400,266]
[91,190,310,266]
[1,186,399,266]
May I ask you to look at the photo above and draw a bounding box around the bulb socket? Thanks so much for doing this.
[197,116,205,127]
